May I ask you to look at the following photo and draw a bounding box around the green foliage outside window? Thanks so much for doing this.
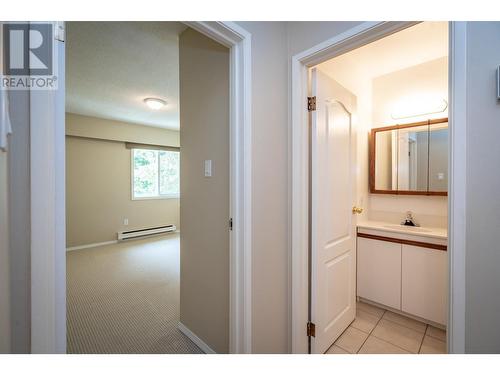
[133,148,179,198]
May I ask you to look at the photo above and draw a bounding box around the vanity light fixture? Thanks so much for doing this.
[391,98,448,120]
[144,97,166,110]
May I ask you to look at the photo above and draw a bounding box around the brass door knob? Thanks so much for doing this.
[352,206,363,214]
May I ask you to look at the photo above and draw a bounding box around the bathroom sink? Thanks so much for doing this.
[382,224,432,233]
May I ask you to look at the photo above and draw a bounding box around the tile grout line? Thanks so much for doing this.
[359,302,429,335]
[336,325,368,353]
[366,333,413,354]
[370,311,415,354]
[425,328,447,343]
[370,311,424,354]
[369,333,421,355]
[380,314,428,335]
[360,301,445,338]
[355,310,385,353]
[355,304,444,354]
[417,325,429,354]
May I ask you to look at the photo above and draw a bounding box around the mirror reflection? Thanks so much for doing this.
[371,119,448,195]
[428,123,448,192]
[397,125,429,192]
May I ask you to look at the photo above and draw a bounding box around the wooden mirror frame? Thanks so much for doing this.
[369,117,448,196]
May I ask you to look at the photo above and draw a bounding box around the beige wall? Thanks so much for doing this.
[66,113,180,147]
[179,28,230,353]
[236,21,290,353]
[0,151,10,353]
[66,114,180,247]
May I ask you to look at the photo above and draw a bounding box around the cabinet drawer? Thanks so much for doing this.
[401,244,447,325]
[357,237,401,310]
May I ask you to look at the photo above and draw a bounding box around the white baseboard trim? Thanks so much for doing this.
[66,240,118,252]
[178,322,216,354]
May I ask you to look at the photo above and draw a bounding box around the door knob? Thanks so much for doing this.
[352,206,363,214]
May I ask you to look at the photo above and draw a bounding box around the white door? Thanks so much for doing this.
[310,68,358,354]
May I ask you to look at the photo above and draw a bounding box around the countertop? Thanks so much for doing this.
[357,220,448,240]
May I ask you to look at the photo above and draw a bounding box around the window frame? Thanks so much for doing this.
[130,148,180,200]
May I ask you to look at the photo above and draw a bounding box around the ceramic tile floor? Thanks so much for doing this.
[326,301,447,354]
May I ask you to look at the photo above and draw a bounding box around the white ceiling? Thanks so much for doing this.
[318,22,448,93]
[66,22,187,130]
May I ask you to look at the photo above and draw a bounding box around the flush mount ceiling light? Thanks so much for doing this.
[144,97,166,110]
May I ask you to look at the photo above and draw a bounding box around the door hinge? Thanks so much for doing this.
[229,218,233,231]
[307,321,316,337]
[307,96,316,112]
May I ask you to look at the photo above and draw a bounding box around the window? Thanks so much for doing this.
[132,148,180,199]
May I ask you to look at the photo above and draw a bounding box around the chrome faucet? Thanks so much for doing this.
[401,211,419,227]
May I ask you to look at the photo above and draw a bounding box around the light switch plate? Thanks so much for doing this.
[204,160,212,177]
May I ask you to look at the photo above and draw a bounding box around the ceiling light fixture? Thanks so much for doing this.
[144,97,166,110]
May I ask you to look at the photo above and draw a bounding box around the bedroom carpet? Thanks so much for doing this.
[66,233,202,354]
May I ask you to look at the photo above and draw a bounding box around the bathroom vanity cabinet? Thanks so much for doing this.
[356,223,448,326]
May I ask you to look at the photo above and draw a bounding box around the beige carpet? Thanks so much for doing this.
[66,233,202,354]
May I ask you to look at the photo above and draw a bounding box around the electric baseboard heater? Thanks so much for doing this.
[118,224,176,240]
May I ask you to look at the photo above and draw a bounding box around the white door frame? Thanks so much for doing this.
[290,21,466,353]
[30,21,253,354]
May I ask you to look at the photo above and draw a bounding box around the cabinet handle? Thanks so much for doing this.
[352,206,363,214]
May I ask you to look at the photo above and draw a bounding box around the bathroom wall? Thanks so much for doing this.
[369,57,449,228]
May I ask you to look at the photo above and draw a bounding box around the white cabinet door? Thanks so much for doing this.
[357,237,401,310]
[401,245,447,325]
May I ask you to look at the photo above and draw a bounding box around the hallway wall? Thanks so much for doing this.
[464,21,500,353]
[179,28,230,354]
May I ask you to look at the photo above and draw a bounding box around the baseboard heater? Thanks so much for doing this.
[117,224,177,241]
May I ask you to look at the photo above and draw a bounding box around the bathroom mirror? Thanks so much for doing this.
[370,118,448,195]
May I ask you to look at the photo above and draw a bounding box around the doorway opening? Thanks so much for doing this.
[292,21,452,354]
[65,22,230,354]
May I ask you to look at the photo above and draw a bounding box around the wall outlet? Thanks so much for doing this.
[124,218,129,226]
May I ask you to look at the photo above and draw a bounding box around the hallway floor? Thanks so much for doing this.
[66,233,202,354]
[326,301,447,354]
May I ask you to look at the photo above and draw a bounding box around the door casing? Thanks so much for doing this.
[290,21,467,354]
